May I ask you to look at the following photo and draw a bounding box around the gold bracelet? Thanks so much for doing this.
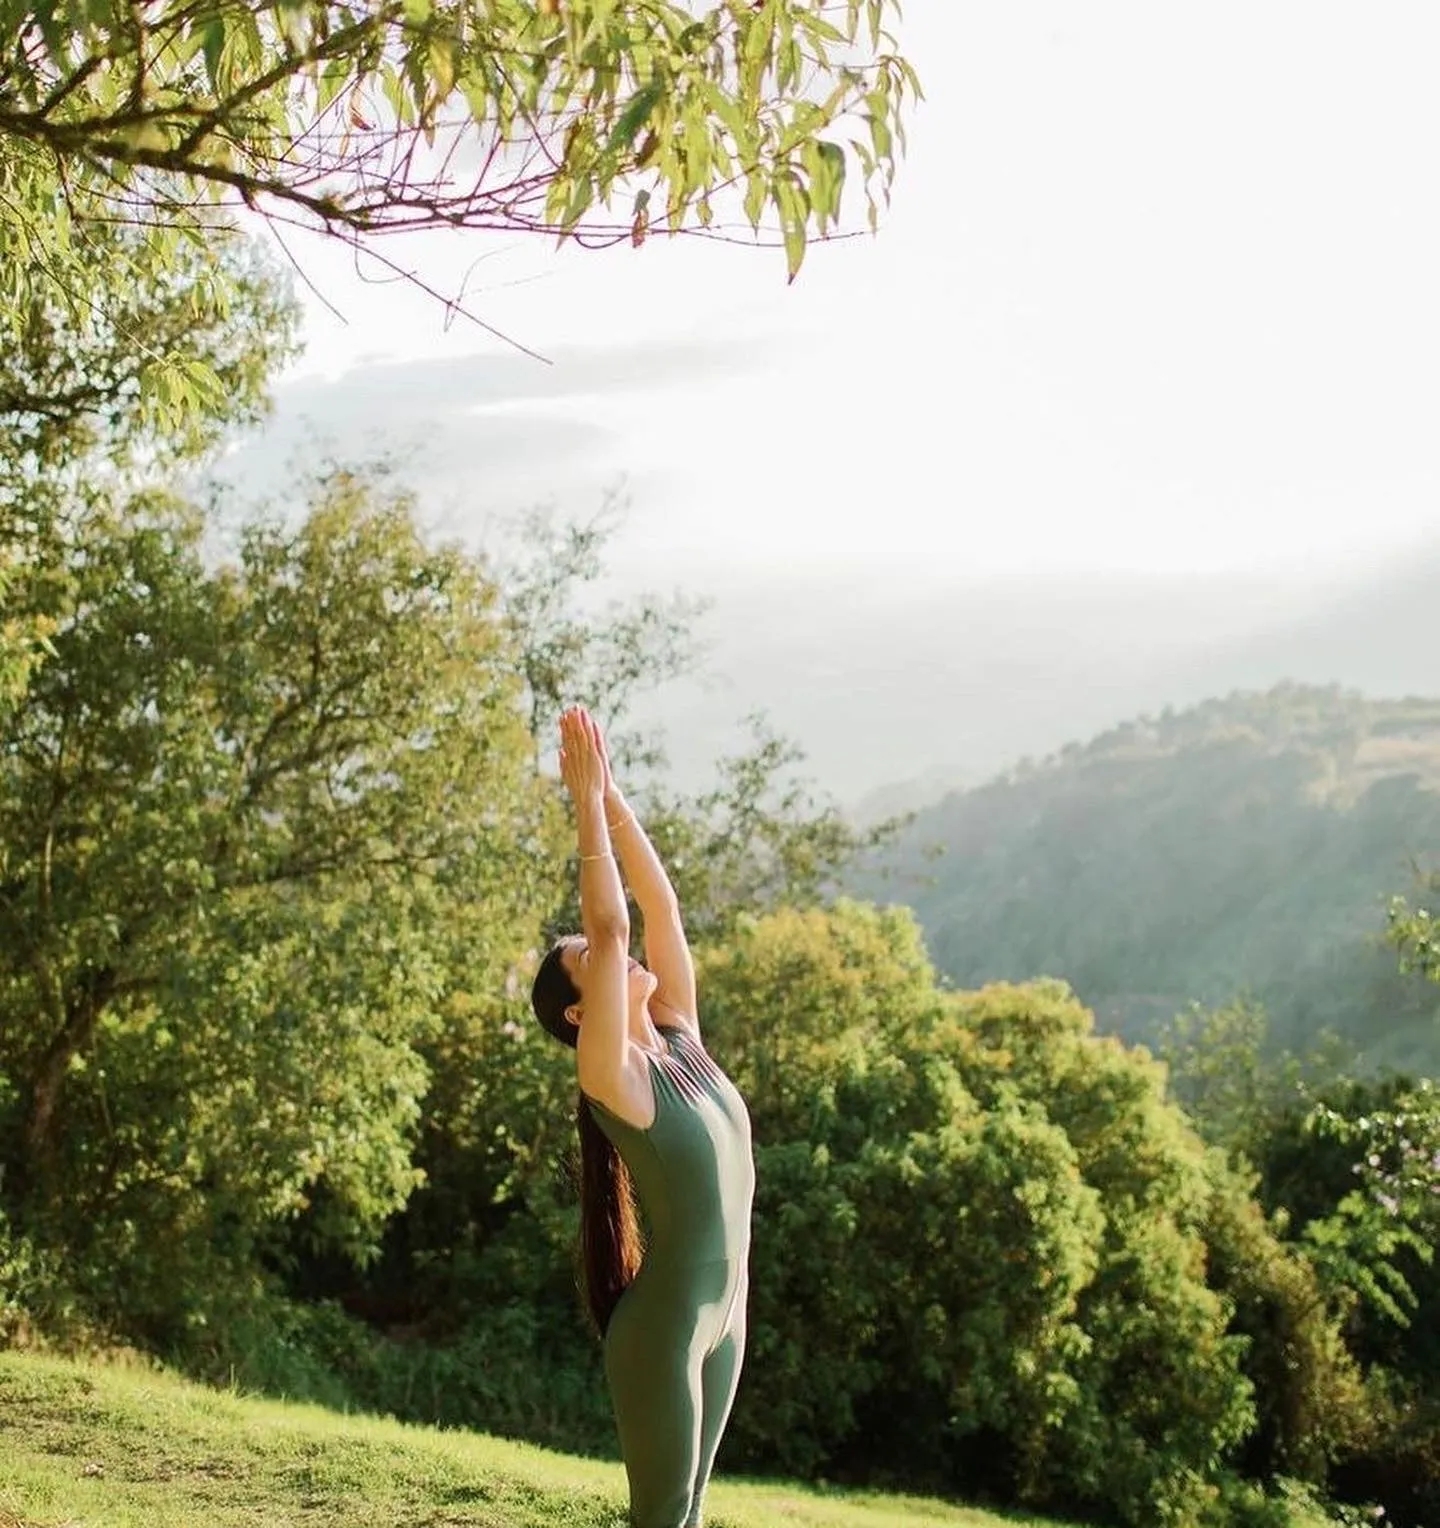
[579,850,614,863]
[607,810,636,833]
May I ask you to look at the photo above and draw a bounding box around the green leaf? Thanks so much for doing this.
[701,81,749,144]
[778,36,802,93]
[743,4,776,69]
[178,356,228,414]
[232,9,264,74]
[201,19,225,90]
[743,170,766,228]
[802,12,849,47]
[380,63,411,125]
[317,59,351,115]
[684,115,712,184]
[869,113,892,163]
[606,80,662,156]
[805,139,846,228]
[427,36,456,100]
[773,176,807,283]
[561,175,593,231]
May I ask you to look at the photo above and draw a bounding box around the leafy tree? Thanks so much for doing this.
[0,203,295,711]
[944,982,1263,1526]
[0,559,54,718]
[691,905,1344,1527]
[1248,1076,1440,1527]
[1299,1083,1439,1330]
[1389,872,1440,984]
[1202,1176,1370,1489]
[490,495,707,773]
[693,905,1103,1491]
[1251,1075,1440,1357]
[0,213,298,467]
[696,899,938,1114]
[0,0,919,297]
[0,464,553,1320]
[1159,997,1357,1158]
[640,718,900,940]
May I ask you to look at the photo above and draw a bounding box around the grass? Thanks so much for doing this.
[0,1350,1077,1528]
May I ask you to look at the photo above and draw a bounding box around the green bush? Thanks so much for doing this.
[943,983,1256,1526]
[0,1207,85,1346]
[696,905,1305,1527]
[1203,1184,1370,1483]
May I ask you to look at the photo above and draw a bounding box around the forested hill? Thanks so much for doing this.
[854,683,1440,1072]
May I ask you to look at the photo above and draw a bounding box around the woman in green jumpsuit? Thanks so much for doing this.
[531,706,755,1528]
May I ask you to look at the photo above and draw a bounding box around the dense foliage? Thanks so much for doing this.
[857,686,1440,1074]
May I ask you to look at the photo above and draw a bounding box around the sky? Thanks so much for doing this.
[220,1,1440,797]
[238,0,1440,588]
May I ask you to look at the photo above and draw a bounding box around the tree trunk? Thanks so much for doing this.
[21,967,116,1199]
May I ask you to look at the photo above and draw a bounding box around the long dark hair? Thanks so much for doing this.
[531,939,642,1334]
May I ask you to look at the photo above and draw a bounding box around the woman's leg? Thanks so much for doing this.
[604,1276,704,1528]
[684,1295,747,1528]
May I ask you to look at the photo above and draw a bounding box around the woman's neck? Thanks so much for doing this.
[628,1002,664,1052]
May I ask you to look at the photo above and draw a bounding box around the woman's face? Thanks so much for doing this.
[559,937,657,1018]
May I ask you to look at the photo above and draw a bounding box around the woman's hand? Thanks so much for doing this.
[593,718,626,819]
[589,710,621,807]
[558,705,611,803]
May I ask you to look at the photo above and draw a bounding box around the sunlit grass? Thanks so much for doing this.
[0,1350,1076,1528]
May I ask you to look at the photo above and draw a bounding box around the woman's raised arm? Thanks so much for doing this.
[595,726,699,1034]
[559,708,632,1100]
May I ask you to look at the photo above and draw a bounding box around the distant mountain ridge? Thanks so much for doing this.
[626,535,1440,808]
[854,683,1440,1073]
[1006,683,1440,799]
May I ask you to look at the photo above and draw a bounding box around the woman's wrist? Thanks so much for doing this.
[573,789,610,831]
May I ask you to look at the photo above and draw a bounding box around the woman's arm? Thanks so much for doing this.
[602,769,699,1035]
[558,709,634,1108]
[574,783,628,948]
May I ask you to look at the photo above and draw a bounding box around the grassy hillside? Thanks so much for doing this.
[0,1351,1072,1528]
[858,684,1440,1070]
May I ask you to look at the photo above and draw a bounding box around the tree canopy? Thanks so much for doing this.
[0,468,556,1256]
[1,0,919,286]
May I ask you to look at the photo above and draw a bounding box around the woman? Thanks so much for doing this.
[530,705,754,1528]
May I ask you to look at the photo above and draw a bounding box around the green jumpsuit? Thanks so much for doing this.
[586,1024,755,1528]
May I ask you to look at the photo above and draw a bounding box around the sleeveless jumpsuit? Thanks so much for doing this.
[586,1024,755,1528]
